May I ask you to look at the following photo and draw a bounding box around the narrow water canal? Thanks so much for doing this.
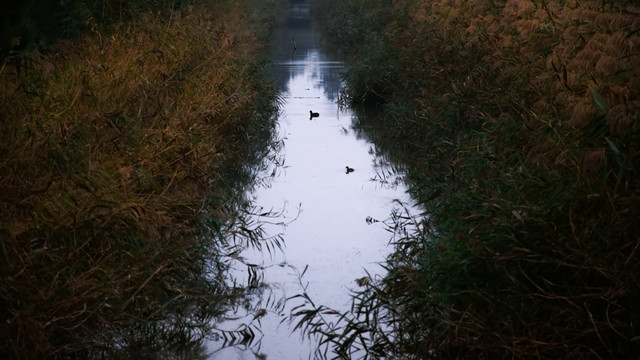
[208,1,415,358]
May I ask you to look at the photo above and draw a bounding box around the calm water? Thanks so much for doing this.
[207,1,415,358]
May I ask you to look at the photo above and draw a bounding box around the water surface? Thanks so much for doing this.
[208,1,414,358]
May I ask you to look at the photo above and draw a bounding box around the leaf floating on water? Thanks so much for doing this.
[254,308,268,320]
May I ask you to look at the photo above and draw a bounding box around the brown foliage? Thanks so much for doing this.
[0,1,281,357]
[389,0,640,357]
[328,0,640,358]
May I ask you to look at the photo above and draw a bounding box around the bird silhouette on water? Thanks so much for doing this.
[309,110,319,120]
[345,166,355,174]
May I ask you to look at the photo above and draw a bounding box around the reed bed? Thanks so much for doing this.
[0,0,284,357]
[302,0,640,358]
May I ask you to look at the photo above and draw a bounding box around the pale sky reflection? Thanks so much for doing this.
[207,2,415,359]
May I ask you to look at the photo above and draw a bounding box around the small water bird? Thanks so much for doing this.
[345,166,355,174]
[309,110,319,119]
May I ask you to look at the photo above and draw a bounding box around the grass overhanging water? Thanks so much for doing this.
[1,0,287,358]
[296,0,640,358]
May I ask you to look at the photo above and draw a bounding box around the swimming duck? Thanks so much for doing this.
[309,110,319,119]
[345,166,355,174]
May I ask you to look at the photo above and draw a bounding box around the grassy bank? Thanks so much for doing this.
[306,0,640,358]
[0,0,284,357]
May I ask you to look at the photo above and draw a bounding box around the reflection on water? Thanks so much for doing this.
[206,1,417,359]
[351,107,414,192]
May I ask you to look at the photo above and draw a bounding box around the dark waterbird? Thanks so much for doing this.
[309,110,319,119]
[345,166,355,174]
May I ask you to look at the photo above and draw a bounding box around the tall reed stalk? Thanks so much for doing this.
[301,0,640,358]
[0,0,285,357]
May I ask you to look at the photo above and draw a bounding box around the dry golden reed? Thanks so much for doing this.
[309,0,640,358]
[571,101,598,129]
[0,0,283,357]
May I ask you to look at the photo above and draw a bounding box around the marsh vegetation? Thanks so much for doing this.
[1,0,285,357]
[3,0,639,358]
[299,0,640,358]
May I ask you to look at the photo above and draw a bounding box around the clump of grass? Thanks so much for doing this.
[304,0,640,358]
[0,0,285,357]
